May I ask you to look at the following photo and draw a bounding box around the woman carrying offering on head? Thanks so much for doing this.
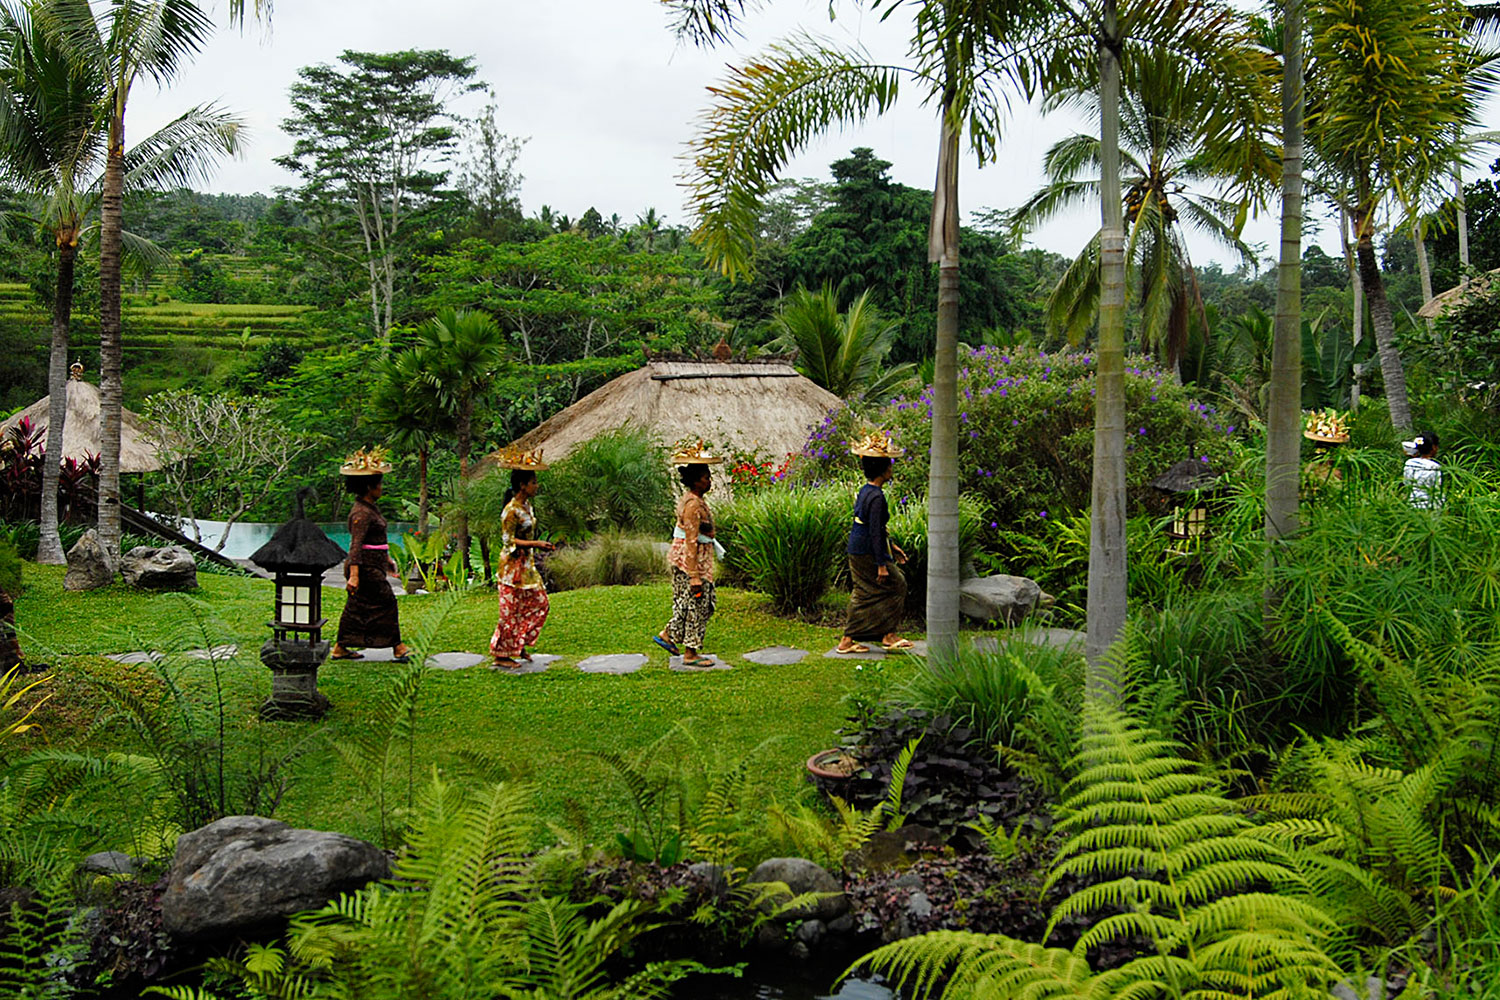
[837,431,912,654]
[1402,431,1442,510]
[489,448,555,668]
[654,442,724,668]
[332,447,412,662]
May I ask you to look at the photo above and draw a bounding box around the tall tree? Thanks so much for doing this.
[416,307,507,575]
[1305,0,1480,433]
[1,0,241,565]
[667,0,1038,655]
[370,344,453,536]
[278,49,480,342]
[41,0,232,562]
[1266,0,1306,557]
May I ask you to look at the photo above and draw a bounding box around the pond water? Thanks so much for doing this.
[152,514,417,561]
[676,959,897,1000]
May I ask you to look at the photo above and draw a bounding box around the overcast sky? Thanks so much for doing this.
[129,0,1496,272]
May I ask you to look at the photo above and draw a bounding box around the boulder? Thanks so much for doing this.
[121,546,197,591]
[842,825,946,873]
[161,816,389,939]
[748,857,847,921]
[959,574,1042,624]
[81,850,142,876]
[63,530,114,591]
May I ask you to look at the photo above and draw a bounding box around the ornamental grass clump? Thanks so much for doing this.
[795,346,1237,530]
[719,486,849,613]
[546,529,665,591]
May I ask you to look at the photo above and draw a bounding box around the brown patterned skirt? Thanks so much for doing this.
[844,555,906,640]
[337,569,401,648]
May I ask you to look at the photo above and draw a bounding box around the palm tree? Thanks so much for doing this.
[666,0,1038,656]
[39,0,224,560]
[370,344,454,536]
[1304,0,1482,433]
[769,285,914,401]
[416,307,507,575]
[1,0,238,565]
[1009,50,1272,374]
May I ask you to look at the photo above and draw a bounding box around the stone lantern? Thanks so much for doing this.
[248,490,347,719]
[1151,459,1224,543]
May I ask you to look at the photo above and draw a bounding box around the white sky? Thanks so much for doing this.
[128,0,1498,272]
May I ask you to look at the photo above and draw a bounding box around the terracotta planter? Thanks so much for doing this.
[806,748,860,780]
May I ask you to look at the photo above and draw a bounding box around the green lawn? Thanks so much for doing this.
[12,565,921,846]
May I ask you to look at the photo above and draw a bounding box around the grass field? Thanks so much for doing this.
[11,565,921,847]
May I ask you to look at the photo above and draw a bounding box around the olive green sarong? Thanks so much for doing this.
[844,554,906,640]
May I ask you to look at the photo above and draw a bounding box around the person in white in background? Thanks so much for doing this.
[1402,431,1442,509]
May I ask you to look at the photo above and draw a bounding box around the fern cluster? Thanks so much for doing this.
[858,703,1342,999]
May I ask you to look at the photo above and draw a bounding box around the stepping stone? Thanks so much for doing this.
[577,653,646,675]
[669,654,731,672]
[742,646,808,666]
[823,640,928,660]
[492,653,562,675]
[185,644,238,662]
[426,652,486,671]
[353,647,405,662]
[106,650,163,664]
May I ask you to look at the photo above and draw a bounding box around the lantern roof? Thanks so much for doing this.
[1151,459,1224,495]
[248,489,347,572]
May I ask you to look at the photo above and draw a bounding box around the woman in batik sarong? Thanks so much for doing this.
[332,447,411,661]
[837,431,913,653]
[489,448,554,668]
[653,442,724,668]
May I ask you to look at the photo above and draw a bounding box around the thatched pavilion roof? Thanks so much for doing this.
[2,372,164,473]
[1417,268,1500,319]
[501,360,843,464]
[248,489,347,573]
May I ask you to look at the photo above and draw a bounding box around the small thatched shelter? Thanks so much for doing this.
[1417,268,1500,320]
[2,368,164,473]
[505,359,843,463]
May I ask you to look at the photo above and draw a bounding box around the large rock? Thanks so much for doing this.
[959,574,1042,624]
[63,530,114,591]
[748,857,847,921]
[161,816,389,939]
[121,546,197,590]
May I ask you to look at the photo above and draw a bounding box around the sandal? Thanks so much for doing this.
[652,635,680,656]
[330,648,364,660]
[492,657,520,669]
[881,638,915,651]
[682,655,717,668]
[835,642,870,654]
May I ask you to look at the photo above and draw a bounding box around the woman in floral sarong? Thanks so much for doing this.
[489,448,554,668]
[653,442,724,668]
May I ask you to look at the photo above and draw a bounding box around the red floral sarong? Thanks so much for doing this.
[490,583,549,658]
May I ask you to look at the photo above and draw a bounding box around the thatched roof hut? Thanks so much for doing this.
[1417,268,1500,319]
[505,359,842,463]
[1,368,164,473]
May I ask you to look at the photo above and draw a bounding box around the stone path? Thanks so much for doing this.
[577,653,648,675]
[741,646,808,666]
[491,653,561,675]
[426,652,486,671]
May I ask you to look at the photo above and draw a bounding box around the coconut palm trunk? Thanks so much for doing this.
[926,114,962,656]
[97,110,125,562]
[417,445,430,535]
[36,237,79,565]
[1265,0,1304,549]
[1355,218,1413,433]
[1414,219,1435,334]
[456,400,472,576]
[1086,0,1128,690]
[1454,166,1469,277]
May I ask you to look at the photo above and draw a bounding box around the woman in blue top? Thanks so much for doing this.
[837,431,913,653]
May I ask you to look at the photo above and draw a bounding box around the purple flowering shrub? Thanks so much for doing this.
[795,347,1237,533]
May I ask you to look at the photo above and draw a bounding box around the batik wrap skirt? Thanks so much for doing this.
[490,583,549,659]
[844,554,907,640]
[337,569,402,648]
[664,568,716,650]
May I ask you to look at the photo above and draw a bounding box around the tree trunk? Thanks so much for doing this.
[1265,0,1304,552]
[1342,208,1364,407]
[456,398,472,576]
[36,239,79,565]
[925,115,962,657]
[97,115,126,566]
[1414,219,1434,335]
[1356,230,1413,433]
[1455,166,1469,280]
[417,444,430,535]
[1086,0,1128,693]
